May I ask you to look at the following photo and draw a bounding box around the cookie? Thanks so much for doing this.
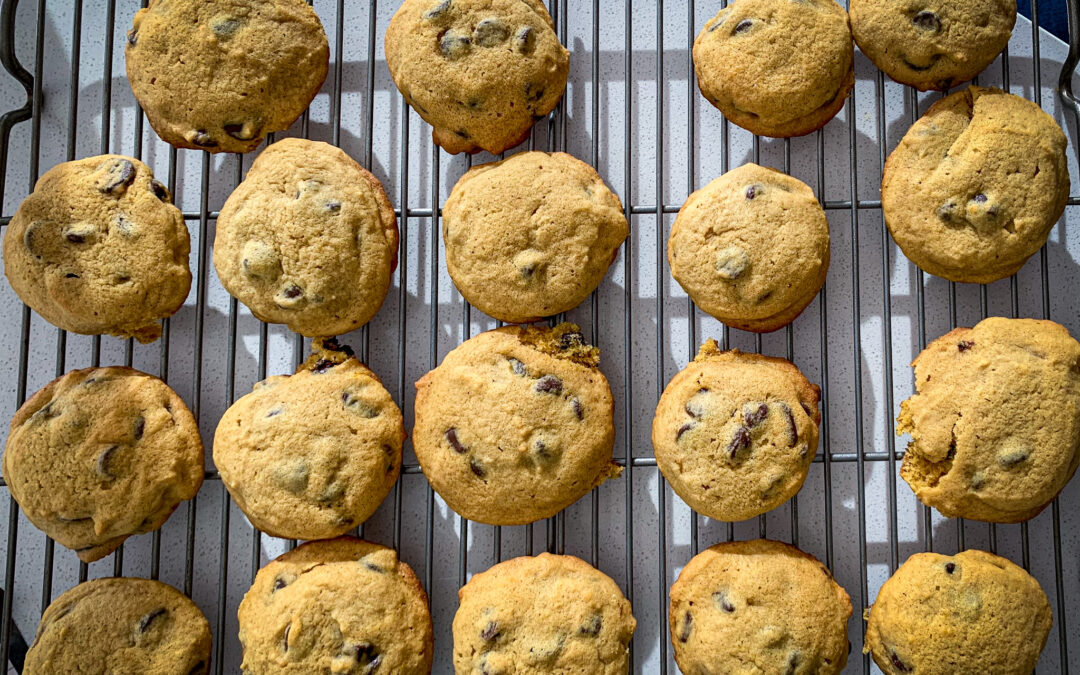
[865,549,1052,674]
[896,317,1080,523]
[669,539,852,675]
[385,0,570,154]
[2,367,204,562]
[443,151,628,323]
[238,537,433,674]
[653,341,822,522]
[413,323,620,525]
[693,0,854,137]
[850,0,1016,91]
[453,553,635,674]
[882,87,1069,283]
[668,164,830,333]
[125,0,329,153]
[213,138,398,337]
[2,155,191,343]
[24,577,211,675]
[214,338,405,540]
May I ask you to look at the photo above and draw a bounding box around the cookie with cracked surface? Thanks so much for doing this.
[1,367,204,563]
[668,164,830,333]
[214,338,405,540]
[653,341,821,522]
[669,539,852,675]
[24,577,211,675]
[213,138,398,337]
[385,0,570,154]
[238,537,433,674]
[443,151,628,323]
[453,553,635,674]
[2,155,191,343]
[897,317,1080,523]
[413,323,620,525]
[693,0,854,137]
[125,0,328,153]
[850,0,1016,91]
[882,87,1069,284]
[865,549,1051,674]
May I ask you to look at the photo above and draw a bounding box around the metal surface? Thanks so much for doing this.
[0,1,1079,673]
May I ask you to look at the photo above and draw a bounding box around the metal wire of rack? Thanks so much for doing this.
[0,1,1078,673]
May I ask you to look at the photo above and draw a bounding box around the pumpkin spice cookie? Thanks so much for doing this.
[214,338,405,540]
[453,553,635,674]
[851,0,1016,91]
[2,155,191,343]
[653,341,821,522]
[24,577,212,675]
[125,0,329,153]
[693,0,854,137]
[443,151,628,323]
[670,539,852,675]
[883,87,1069,283]
[239,537,433,674]
[385,0,570,154]
[213,138,398,337]
[897,317,1080,523]
[668,163,831,333]
[2,367,204,562]
[865,550,1052,674]
[413,323,620,525]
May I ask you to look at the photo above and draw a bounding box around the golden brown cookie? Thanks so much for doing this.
[669,539,852,674]
[443,151,627,323]
[2,155,190,343]
[865,549,1052,674]
[385,0,570,154]
[213,138,398,337]
[668,164,830,332]
[897,317,1080,523]
[693,0,854,137]
[413,323,620,525]
[882,87,1069,283]
[125,0,329,153]
[653,341,822,522]
[453,553,635,674]
[2,367,204,563]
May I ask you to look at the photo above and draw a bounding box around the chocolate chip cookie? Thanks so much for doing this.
[668,163,831,333]
[897,317,1080,523]
[653,341,822,522]
[851,0,1016,91]
[238,537,433,674]
[670,539,852,674]
[693,0,854,137]
[125,0,329,153]
[385,0,570,154]
[443,151,628,323]
[413,323,620,525]
[24,577,212,675]
[453,553,635,674]
[883,87,1069,283]
[2,155,191,343]
[865,549,1052,674]
[214,338,405,540]
[2,367,204,562]
[213,138,398,337]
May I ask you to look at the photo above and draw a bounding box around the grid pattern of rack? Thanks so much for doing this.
[1,1,1079,673]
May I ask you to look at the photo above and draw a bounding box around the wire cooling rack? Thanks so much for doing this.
[1,1,1079,673]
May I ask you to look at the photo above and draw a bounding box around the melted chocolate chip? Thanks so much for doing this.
[515,26,536,54]
[734,18,754,33]
[745,184,760,199]
[342,392,379,417]
[321,337,354,356]
[223,121,260,141]
[676,422,695,440]
[100,159,136,196]
[945,562,956,574]
[727,426,751,459]
[423,0,451,21]
[481,621,500,641]
[997,447,1030,468]
[272,576,289,592]
[785,651,801,675]
[150,179,171,203]
[349,642,380,668]
[282,284,303,299]
[715,246,749,280]
[570,397,584,420]
[524,81,546,103]
[743,403,769,428]
[912,10,941,32]
[958,340,974,352]
[778,402,798,446]
[283,624,291,652]
[190,131,217,148]
[678,611,693,642]
[973,193,988,203]
[474,17,510,46]
[580,614,603,636]
[713,590,735,612]
[890,651,912,672]
[446,428,468,454]
[138,608,167,633]
[325,201,342,213]
[469,457,486,478]
[559,331,585,350]
[266,406,285,418]
[96,445,119,479]
[133,415,145,440]
[509,357,527,376]
[440,31,472,60]
[364,561,384,573]
[535,375,563,395]
[311,359,336,374]
[126,29,137,47]
[211,17,241,37]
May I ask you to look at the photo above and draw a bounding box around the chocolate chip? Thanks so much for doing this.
[113,214,135,237]
[676,422,694,440]
[319,482,345,504]
[342,391,379,417]
[64,273,79,278]
[713,590,735,612]
[945,562,956,574]
[325,201,341,213]
[474,18,509,47]
[126,29,137,47]
[320,337,354,356]
[150,179,171,203]
[348,642,380,668]
[481,621,500,641]
[311,359,336,374]
[96,445,119,479]
[559,331,585,350]
[423,0,451,21]
[278,462,309,493]
[997,447,1029,468]
[138,608,167,633]
[276,282,305,308]
[266,406,285,418]
[509,357,527,376]
[570,397,584,420]
[469,457,486,478]
[715,246,749,280]
[31,403,59,423]
[446,428,467,454]
[958,340,974,352]
[515,26,536,54]
[211,17,241,37]
[223,121,259,141]
[778,402,798,446]
[912,10,940,32]
[580,614,603,636]
[533,439,559,465]
[743,403,769,428]
[937,200,958,222]
[734,18,754,33]
[890,650,912,672]
[133,415,145,440]
[100,158,136,195]
[973,193,988,203]
[524,82,546,103]
[727,426,751,459]
[745,184,760,199]
[282,624,291,652]
[364,561,384,573]
[272,576,290,592]
[190,131,217,148]
[440,31,472,60]
[62,221,96,245]
[535,375,563,395]
[785,651,801,675]
[678,611,693,642]
[23,221,44,258]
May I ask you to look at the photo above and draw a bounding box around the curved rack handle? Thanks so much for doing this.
[1060,0,1080,121]
[0,0,35,213]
